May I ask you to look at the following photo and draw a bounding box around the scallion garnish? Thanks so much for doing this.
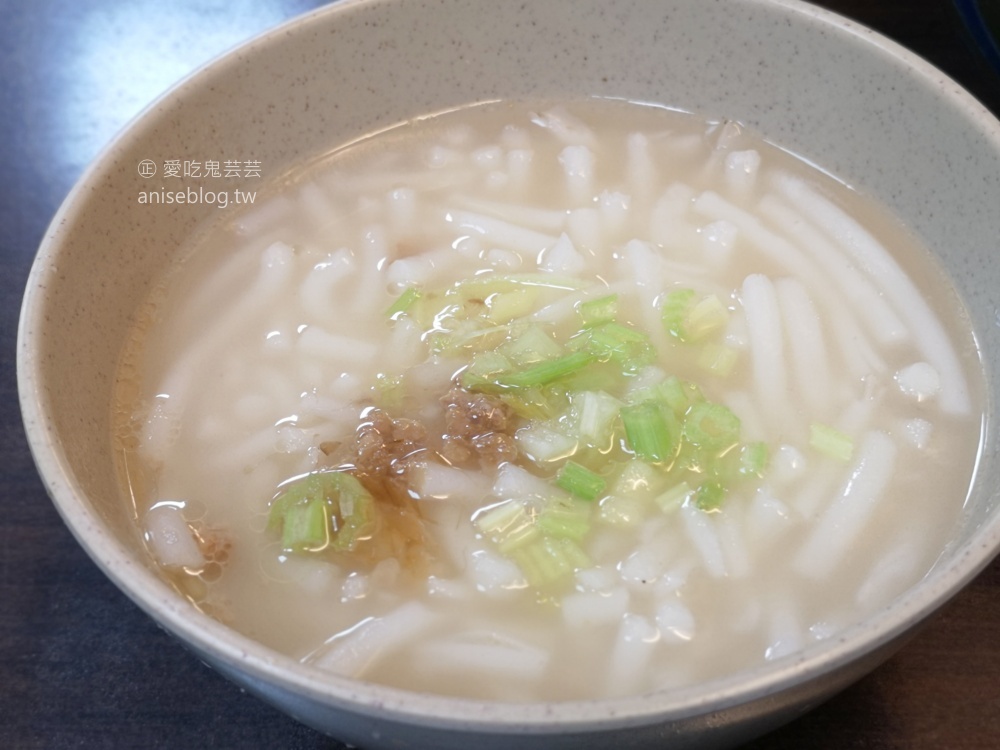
[536,497,592,540]
[268,471,375,553]
[739,441,769,478]
[509,536,590,587]
[662,288,728,343]
[809,422,854,462]
[621,401,679,463]
[695,480,726,511]
[661,288,697,340]
[278,497,329,551]
[555,460,607,501]
[491,350,595,388]
[385,287,422,319]
[697,342,739,376]
[499,324,563,366]
[682,402,741,451]
[655,481,693,513]
[474,500,540,553]
[577,293,619,327]
[576,321,655,371]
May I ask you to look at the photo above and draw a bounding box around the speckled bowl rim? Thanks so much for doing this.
[18,0,1000,736]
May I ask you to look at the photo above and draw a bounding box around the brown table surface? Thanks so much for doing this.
[3,1,1000,748]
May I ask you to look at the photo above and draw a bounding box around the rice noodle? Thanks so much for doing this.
[448,210,558,254]
[558,144,596,204]
[763,596,804,661]
[759,195,907,344]
[649,183,697,250]
[774,277,831,420]
[411,630,551,684]
[143,504,204,570]
[562,588,630,627]
[793,430,898,580]
[452,195,567,233]
[723,149,761,200]
[565,207,602,254]
[307,602,440,676]
[625,132,657,201]
[158,241,296,406]
[680,503,727,578]
[300,248,356,321]
[655,598,696,643]
[741,274,796,436]
[694,190,887,380]
[608,614,659,697]
[773,173,970,414]
[530,107,597,147]
[855,531,923,610]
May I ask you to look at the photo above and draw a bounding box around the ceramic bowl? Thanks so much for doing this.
[17,0,1000,747]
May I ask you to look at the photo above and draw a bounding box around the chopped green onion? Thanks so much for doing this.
[571,390,623,449]
[739,441,769,478]
[444,321,515,354]
[425,277,551,344]
[474,500,522,535]
[684,295,729,342]
[385,275,778,576]
[459,351,514,390]
[374,373,404,411]
[694,480,726,512]
[576,321,655,371]
[490,350,595,389]
[655,481,693,513]
[485,286,538,323]
[662,289,728,343]
[621,402,679,463]
[697,342,739,376]
[661,288,697,340]
[547,535,590,568]
[479,494,592,585]
[578,294,618,327]
[510,536,589,586]
[587,322,648,345]
[493,273,586,291]
[670,440,706,474]
[682,402,741,451]
[555,460,607,501]
[279,497,329,551]
[498,387,561,421]
[810,423,854,462]
[499,324,563,366]
[612,460,663,497]
[474,500,540,553]
[446,274,582,304]
[655,376,704,416]
[556,360,625,394]
[445,275,520,301]
[268,471,375,554]
[427,317,509,355]
[536,497,592,541]
[385,287,422,318]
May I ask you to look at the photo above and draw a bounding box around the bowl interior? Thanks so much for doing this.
[18,0,1000,741]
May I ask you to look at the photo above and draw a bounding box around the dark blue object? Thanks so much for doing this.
[954,0,1000,73]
